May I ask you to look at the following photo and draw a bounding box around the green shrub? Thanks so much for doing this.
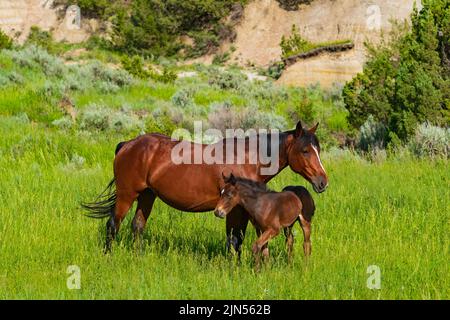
[212,51,231,65]
[286,94,316,125]
[121,55,150,79]
[187,31,220,58]
[343,1,450,141]
[58,1,242,56]
[408,122,449,158]
[264,61,285,80]
[25,26,55,53]
[276,0,312,11]
[280,24,352,58]
[150,68,177,84]
[0,29,13,50]
[58,0,110,17]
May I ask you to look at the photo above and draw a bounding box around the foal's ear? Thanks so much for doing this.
[309,122,319,134]
[229,173,236,185]
[222,170,235,184]
[222,171,229,182]
[294,121,304,138]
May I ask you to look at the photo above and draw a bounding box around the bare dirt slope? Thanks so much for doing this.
[224,0,419,88]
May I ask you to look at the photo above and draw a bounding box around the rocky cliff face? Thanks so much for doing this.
[0,0,91,43]
[0,0,420,88]
[225,0,420,88]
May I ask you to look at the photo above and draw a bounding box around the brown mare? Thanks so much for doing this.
[214,174,315,268]
[82,121,328,253]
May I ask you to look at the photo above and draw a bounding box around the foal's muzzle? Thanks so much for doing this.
[214,209,226,219]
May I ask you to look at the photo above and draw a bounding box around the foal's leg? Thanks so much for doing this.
[284,225,295,263]
[252,229,277,271]
[256,228,270,263]
[226,206,249,258]
[105,190,138,253]
[132,189,157,250]
[299,215,311,256]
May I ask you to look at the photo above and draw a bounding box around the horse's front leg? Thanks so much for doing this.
[226,206,249,259]
[252,229,277,272]
[299,215,311,256]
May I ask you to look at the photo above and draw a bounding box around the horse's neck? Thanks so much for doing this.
[258,131,292,183]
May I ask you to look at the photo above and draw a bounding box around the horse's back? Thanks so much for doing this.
[282,186,315,220]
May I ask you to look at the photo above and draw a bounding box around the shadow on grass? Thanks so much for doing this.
[94,214,228,260]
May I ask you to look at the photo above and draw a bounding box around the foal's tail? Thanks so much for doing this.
[81,178,116,219]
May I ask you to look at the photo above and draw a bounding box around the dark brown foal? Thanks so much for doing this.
[214,174,315,269]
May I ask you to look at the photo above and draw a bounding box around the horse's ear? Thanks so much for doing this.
[294,121,303,138]
[222,169,234,183]
[222,171,230,182]
[229,173,236,185]
[309,122,319,134]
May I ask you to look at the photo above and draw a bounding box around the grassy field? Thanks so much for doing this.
[0,46,448,300]
[0,116,448,299]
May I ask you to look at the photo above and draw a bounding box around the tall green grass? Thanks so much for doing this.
[0,117,448,299]
[0,46,448,299]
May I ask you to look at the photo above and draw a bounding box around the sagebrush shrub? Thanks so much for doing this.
[78,104,144,133]
[82,61,133,87]
[79,105,110,131]
[52,117,73,130]
[208,101,287,134]
[171,87,196,109]
[408,123,449,158]
[6,45,65,76]
[358,115,387,151]
[208,68,247,90]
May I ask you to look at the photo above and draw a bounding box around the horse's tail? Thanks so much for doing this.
[81,178,116,219]
[82,141,127,219]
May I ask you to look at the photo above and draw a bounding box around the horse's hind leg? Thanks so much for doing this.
[132,189,157,248]
[256,227,270,263]
[298,215,311,256]
[105,191,137,253]
[284,225,295,263]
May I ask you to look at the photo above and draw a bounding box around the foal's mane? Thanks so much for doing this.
[233,177,272,198]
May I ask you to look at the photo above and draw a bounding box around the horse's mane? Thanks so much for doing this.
[233,177,272,198]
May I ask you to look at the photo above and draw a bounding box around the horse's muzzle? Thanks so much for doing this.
[214,209,226,219]
[312,176,328,193]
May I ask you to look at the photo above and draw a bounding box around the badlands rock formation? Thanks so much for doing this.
[226,0,420,87]
[0,0,90,43]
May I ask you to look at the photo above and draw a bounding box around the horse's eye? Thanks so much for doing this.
[302,149,309,154]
